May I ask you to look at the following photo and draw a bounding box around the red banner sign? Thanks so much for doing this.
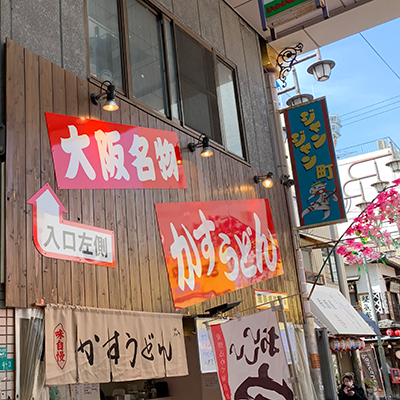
[45,112,186,189]
[155,199,284,309]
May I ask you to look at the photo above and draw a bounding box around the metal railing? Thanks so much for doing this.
[336,137,400,160]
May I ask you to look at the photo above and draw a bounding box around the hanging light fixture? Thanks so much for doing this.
[386,159,400,173]
[91,80,119,111]
[356,180,369,211]
[188,135,213,158]
[254,172,274,188]
[286,94,314,107]
[371,160,389,193]
[307,60,335,82]
[355,199,369,211]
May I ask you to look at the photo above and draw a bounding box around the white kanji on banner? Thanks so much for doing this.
[208,309,294,400]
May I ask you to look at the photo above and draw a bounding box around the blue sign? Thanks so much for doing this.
[0,359,14,371]
[284,97,346,228]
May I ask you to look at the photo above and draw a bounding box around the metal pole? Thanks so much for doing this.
[264,70,325,400]
[363,256,392,399]
[292,66,301,95]
[278,296,302,400]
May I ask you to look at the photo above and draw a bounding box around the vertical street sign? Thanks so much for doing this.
[284,97,346,228]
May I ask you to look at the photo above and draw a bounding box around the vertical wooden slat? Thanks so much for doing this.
[100,107,121,311]
[38,56,58,305]
[78,79,98,308]
[155,121,174,313]
[115,100,132,310]
[147,116,163,313]
[125,105,143,311]
[52,63,71,305]
[89,82,110,309]
[25,48,43,307]
[5,39,27,307]
[65,71,86,305]
[136,110,153,312]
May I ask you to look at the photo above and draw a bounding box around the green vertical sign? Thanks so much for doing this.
[264,0,310,19]
[0,348,7,359]
[0,359,14,371]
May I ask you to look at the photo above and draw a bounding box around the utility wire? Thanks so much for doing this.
[342,104,400,127]
[359,32,400,82]
[341,94,400,118]
[341,99,400,122]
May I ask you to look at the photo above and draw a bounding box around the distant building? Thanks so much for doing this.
[329,114,342,147]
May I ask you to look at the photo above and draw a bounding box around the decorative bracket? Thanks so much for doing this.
[276,43,304,87]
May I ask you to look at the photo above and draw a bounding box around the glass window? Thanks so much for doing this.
[175,26,222,144]
[127,0,168,115]
[322,247,339,284]
[164,20,180,120]
[217,60,243,157]
[88,0,123,91]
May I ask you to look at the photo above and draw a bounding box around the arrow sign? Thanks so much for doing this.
[27,183,115,268]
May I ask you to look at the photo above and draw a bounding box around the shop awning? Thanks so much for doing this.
[357,311,380,336]
[307,284,375,336]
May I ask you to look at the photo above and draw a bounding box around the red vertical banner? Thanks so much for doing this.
[210,324,232,400]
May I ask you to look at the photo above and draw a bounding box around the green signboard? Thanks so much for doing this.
[264,0,310,19]
[0,348,7,359]
[0,359,14,371]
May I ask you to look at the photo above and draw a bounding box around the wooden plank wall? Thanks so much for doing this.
[5,39,303,324]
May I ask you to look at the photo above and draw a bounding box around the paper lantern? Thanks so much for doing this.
[344,338,353,351]
[330,339,340,351]
[387,329,394,337]
[348,338,356,350]
[395,330,400,337]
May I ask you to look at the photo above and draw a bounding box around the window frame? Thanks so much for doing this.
[85,0,247,160]
[321,247,339,284]
[214,54,248,159]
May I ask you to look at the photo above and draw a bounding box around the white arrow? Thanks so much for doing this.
[27,183,115,268]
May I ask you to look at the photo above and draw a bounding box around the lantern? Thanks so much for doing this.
[395,330,400,337]
[330,339,340,351]
[344,338,353,351]
[338,339,346,351]
[387,329,394,337]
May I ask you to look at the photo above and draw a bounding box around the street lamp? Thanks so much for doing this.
[286,93,314,107]
[355,180,369,211]
[307,60,335,82]
[371,161,389,193]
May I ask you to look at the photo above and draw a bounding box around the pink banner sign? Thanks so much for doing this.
[155,199,284,309]
[208,309,293,400]
[45,112,186,189]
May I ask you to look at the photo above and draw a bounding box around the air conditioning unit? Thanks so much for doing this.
[378,139,388,150]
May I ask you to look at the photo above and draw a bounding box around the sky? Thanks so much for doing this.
[278,16,400,152]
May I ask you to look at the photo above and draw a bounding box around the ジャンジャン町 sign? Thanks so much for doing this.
[45,304,188,385]
[155,199,284,309]
[45,112,186,190]
[27,184,115,267]
[284,98,346,228]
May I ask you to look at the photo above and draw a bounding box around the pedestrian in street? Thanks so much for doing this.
[338,372,368,400]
